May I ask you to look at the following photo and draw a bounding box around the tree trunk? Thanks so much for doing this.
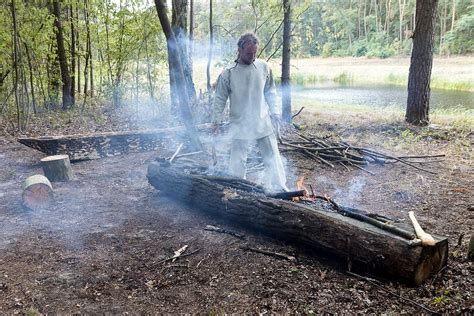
[172,0,196,101]
[83,0,91,100]
[23,43,37,115]
[10,0,21,131]
[450,0,456,32]
[439,0,448,55]
[76,1,81,97]
[206,0,213,92]
[112,1,125,108]
[70,3,76,104]
[154,0,202,150]
[189,0,194,75]
[406,0,437,126]
[399,0,406,48]
[52,0,73,110]
[144,33,155,100]
[88,10,94,98]
[281,0,292,123]
[147,161,448,285]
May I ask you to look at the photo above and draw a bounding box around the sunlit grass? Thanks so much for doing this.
[271,56,474,91]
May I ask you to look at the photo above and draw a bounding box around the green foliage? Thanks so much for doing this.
[1,0,473,133]
[444,5,474,54]
[25,308,40,316]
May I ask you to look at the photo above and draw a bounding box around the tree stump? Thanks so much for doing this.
[41,154,74,182]
[22,175,53,210]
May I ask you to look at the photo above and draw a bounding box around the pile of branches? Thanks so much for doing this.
[278,128,444,175]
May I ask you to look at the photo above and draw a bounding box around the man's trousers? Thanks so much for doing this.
[229,133,288,191]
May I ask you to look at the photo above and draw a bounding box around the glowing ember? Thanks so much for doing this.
[293,176,315,201]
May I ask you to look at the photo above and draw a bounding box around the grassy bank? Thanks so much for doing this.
[267,56,474,91]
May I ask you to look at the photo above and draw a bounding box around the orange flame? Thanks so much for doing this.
[293,176,316,201]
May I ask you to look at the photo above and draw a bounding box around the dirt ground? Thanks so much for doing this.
[0,109,472,314]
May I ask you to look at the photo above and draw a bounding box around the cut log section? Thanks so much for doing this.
[22,175,53,210]
[41,154,74,182]
[147,161,448,285]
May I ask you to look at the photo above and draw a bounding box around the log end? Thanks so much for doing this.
[22,175,53,210]
[414,237,449,285]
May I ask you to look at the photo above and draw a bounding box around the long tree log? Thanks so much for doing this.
[18,123,217,161]
[147,161,448,285]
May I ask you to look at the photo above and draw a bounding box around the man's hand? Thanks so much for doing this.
[270,114,283,143]
[270,114,281,130]
[211,122,220,135]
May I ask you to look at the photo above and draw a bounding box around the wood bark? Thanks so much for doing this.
[154,0,202,150]
[41,154,74,182]
[189,0,194,74]
[281,0,292,123]
[18,123,214,161]
[70,3,76,104]
[206,0,213,92]
[147,161,448,285]
[10,0,21,130]
[52,0,73,109]
[468,233,474,261]
[144,34,155,100]
[24,42,37,115]
[405,0,437,125]
[22,175,53,210]
[172,0,196,100]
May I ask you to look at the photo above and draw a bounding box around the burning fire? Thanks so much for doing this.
[293,176,315,201]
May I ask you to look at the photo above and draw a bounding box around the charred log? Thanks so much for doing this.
[17,123,216,161]
[147,161,448,285]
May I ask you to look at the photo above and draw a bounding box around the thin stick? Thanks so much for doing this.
[314,196,415,240]
[169,143,184,163]
[291,106,305,119]
[204,225,245,239]
[154,248,201,266]
[308,184,315,197]
[240,245,296,261]
[175,150,203,158]
[346,271,439,315]
[347,161,376,176]
[396,154,445,159]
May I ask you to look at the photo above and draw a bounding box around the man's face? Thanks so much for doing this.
[239,42,258,65]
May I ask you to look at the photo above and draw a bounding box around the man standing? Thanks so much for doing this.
[213,33,288,192]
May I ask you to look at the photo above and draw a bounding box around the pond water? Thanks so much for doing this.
[291,83,474,111]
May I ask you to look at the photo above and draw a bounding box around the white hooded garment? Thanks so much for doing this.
[213,59,277,140]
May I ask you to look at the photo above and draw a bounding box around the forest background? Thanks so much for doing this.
[0,0,473,133]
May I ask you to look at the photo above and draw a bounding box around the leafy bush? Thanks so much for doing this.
[445,10,474,54]
[321,42,334,57]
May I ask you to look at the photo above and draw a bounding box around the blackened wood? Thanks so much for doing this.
[18,123,214,161]
[147,161,448,285]
[268,190,305,200]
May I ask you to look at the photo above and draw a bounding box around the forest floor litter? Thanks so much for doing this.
[0,107,472,313]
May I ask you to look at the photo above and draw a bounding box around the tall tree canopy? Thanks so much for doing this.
[0,0,472,131]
